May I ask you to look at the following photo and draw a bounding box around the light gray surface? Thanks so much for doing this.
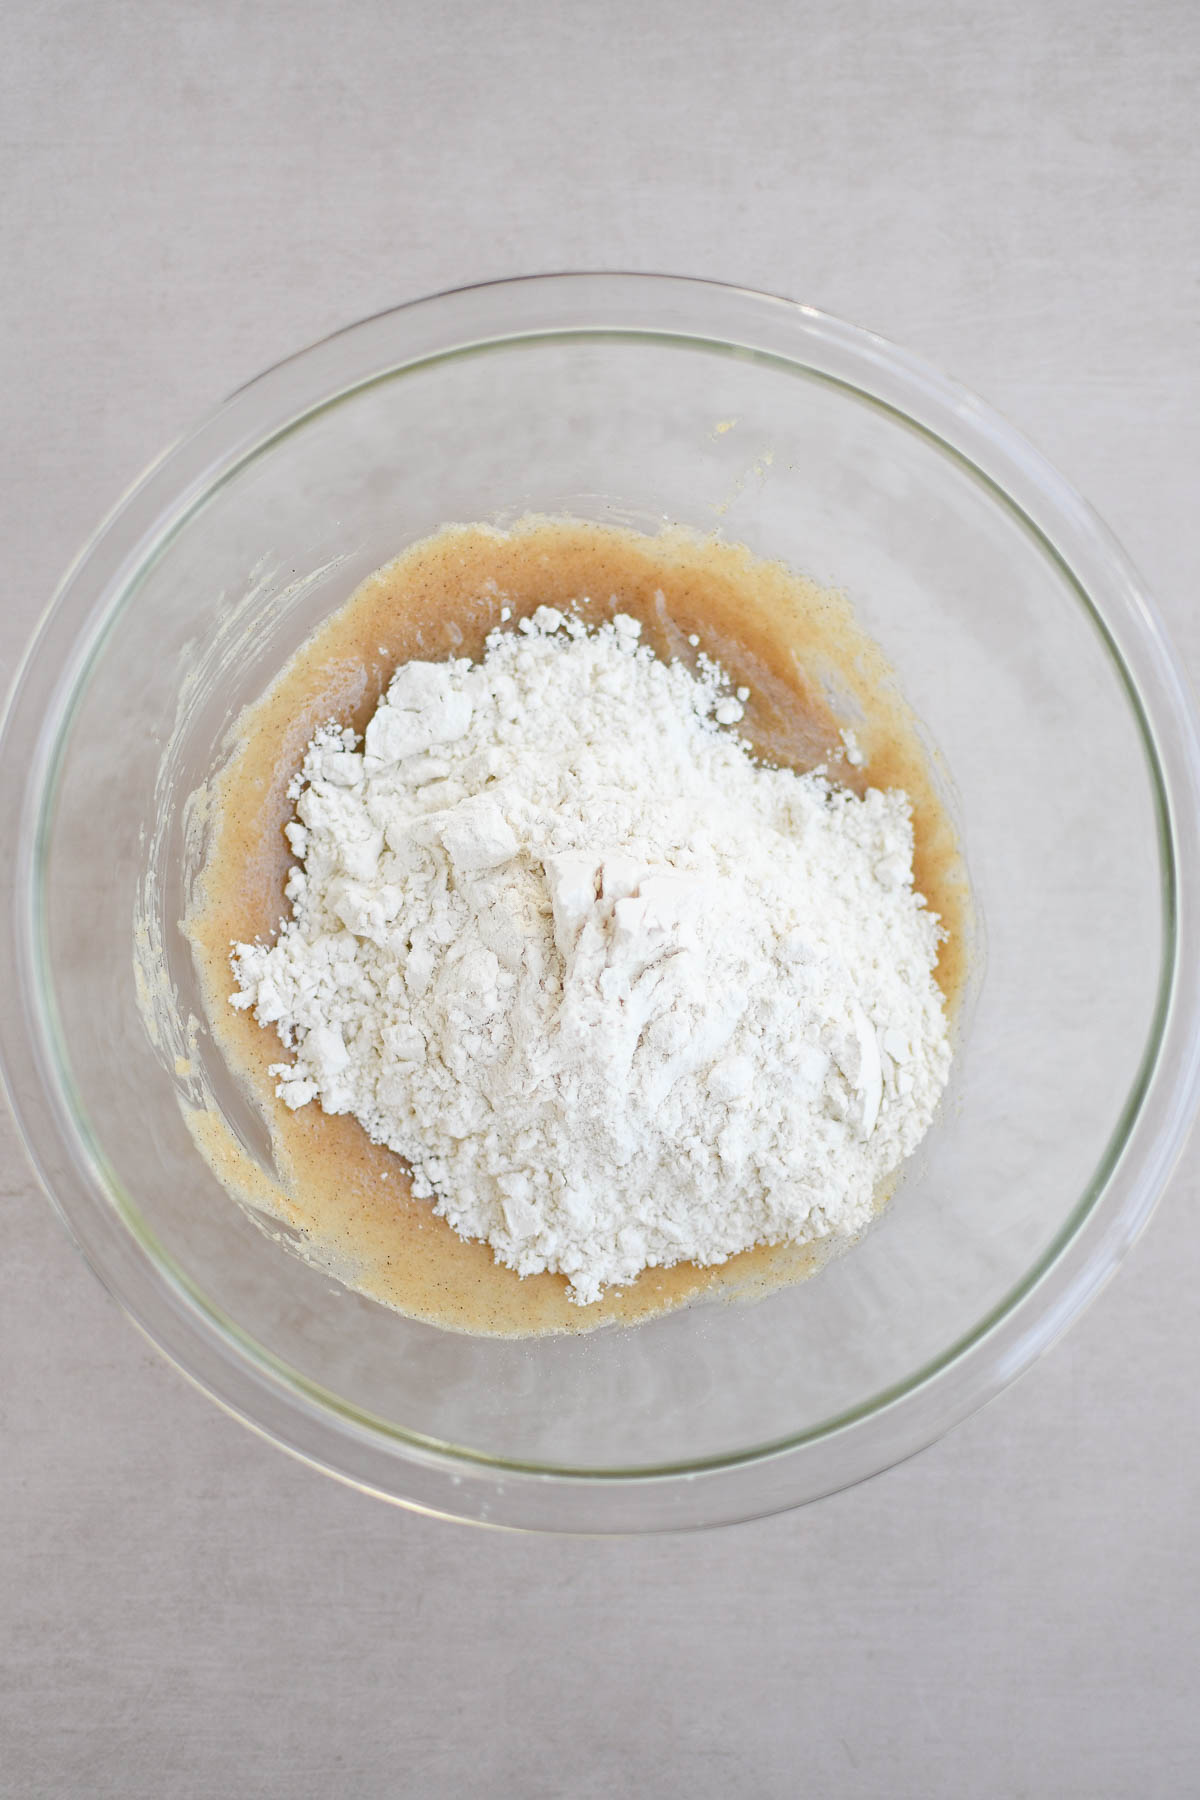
[3,3,1199,1795]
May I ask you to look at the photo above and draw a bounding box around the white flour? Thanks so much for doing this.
[231,608,951,1303]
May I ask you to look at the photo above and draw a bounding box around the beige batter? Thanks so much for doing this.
[184,518,969,1336]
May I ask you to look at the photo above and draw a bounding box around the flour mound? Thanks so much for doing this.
[231,607,951,1304]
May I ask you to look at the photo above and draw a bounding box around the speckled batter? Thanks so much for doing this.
[184,519,969,1336]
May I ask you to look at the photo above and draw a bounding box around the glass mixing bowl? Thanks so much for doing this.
[3,274,1198,1532]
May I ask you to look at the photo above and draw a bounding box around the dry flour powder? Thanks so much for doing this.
[231,607,951,1303]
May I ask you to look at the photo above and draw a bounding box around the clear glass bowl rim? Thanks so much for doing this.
[3,271,1199,1533]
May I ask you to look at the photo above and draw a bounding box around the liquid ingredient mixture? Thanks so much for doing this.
[186,519,969,1335]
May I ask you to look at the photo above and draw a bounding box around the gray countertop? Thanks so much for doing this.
[3,4,1198,1795]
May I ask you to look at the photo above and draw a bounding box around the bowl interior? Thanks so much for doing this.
[32,326,1163,1480]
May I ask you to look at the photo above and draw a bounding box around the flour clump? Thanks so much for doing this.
[231,607,952,1303]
